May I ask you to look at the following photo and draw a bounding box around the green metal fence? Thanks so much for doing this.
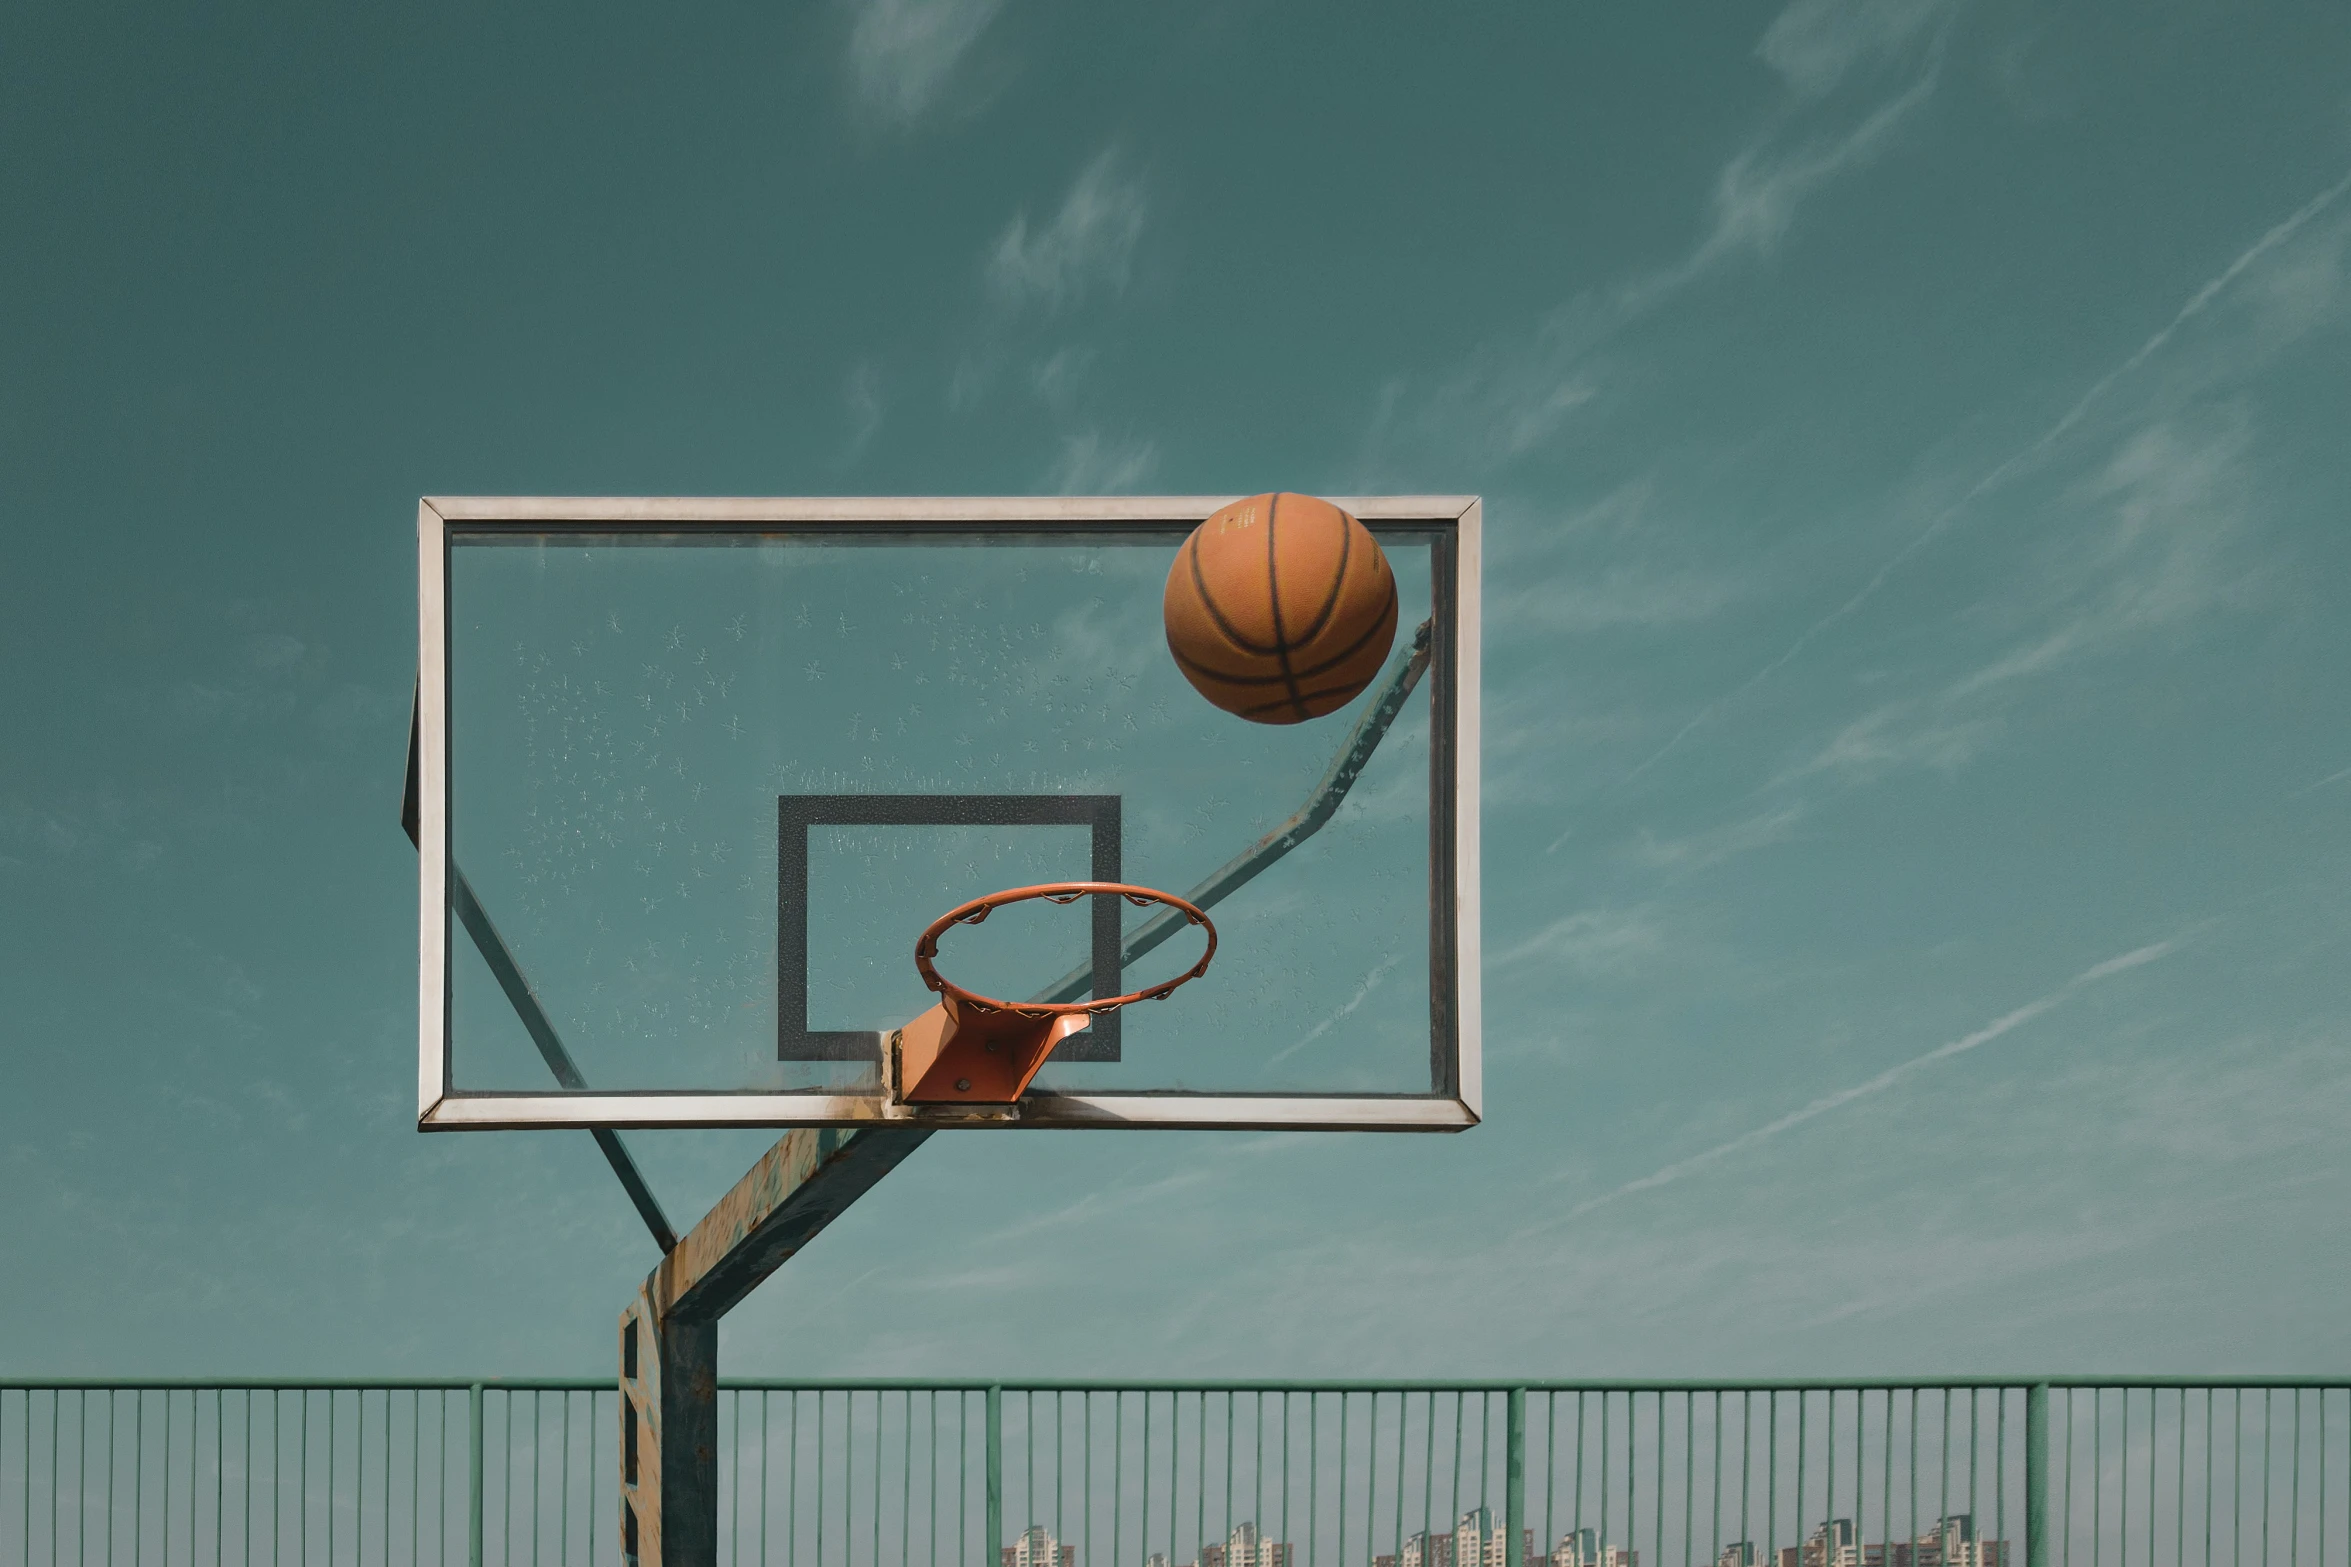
[3,1383,2343,1567]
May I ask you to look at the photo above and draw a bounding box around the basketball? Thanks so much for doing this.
[1163,493,1399,724]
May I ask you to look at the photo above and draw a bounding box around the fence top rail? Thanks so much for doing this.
[3,1376,2349,1394]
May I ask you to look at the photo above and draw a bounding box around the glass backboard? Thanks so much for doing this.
[413,497,1479,1130]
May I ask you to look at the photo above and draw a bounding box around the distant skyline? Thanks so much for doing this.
[1006,1508,2010,1567]
[3,1,2349,1380]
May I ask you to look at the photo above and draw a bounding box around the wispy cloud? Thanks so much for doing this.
[1757,0,1956,98]
[1622,164,2351,785]
[844,0,1005,123]
[842,359,884,464]
[1558,937,2184,1221]
[1486,482,1755,641]
[1363,2,1944,476]
[987,149,1147,313]
[1386,91,1944,478]
[1946,414,2261,691]
[1044,430,1157,494]
[1028,346,1095,412]
[1497,566,1748,637]
[1492,906,1664,974]
[1626,66,1937,310]
[2290,764,2351,799]
[1785,700,1997,782]
[1,790,172,876]
[1267,955,1402,1068]
[1784,408,2262,787]
[1626,806,1804,872]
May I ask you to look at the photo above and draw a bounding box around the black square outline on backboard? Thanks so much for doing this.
[777,794,1123,1062]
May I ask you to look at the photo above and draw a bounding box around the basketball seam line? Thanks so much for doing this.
[1166,584,1398,687]
[1187,530,1276,657]
[1294,508,1353,649]
[1267,493,1306,722]
[1237,594,1398,714]
[1232,679,1378,718]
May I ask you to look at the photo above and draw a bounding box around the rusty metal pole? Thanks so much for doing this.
[618,1127,930,1567]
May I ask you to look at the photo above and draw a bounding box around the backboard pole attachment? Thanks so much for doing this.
[619,1126,931,1567]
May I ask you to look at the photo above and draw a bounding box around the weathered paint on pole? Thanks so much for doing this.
[652,1129,930,1323]
[620,1283,721,1567]
[625,1126,930,1567]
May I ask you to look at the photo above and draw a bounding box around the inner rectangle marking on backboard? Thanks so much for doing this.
[776,794,1122,1061]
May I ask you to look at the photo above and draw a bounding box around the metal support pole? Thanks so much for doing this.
[621,1127,930,1567]
[987,1385,1005,1567]
[469,1384,485,1567]
[1506,1390,1527,1567]
[2025,1384,2049,1567]
[621,1292,720,1567]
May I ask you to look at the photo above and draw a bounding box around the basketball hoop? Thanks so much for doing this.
[893,882,1218,1104]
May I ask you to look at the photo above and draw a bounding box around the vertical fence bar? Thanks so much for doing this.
[2176,1390,2187,1567]
[1506,1392,1525,1567]
[1344,1390,1363,1567]
[2027,1385,2049,1567]
[1307,1394,1317,1567]
[984,1389,1001,1567]
[1201,1392,1211,1567]
[1861,1388,1871,1567]
[2064,1391,2075,1567]
[1684,1391,1694,1567]
[1650,1392,1660,1567]
[467,1388,484,1567]
[1997,1387,2008,1567]
[1880,1389,1891,1567]
[1602,1394,1612,1565]
[2285,1390,2303,1567]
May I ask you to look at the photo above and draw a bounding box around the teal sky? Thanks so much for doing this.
[5,0,2350,1379]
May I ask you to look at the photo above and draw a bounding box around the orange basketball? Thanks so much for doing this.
[1163,493,1399,724]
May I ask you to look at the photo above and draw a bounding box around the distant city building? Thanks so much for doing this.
[1151,1521,1294,1567]
[1398,1525,1452,1567]
[1458,1509,1516,1567]
[1207,1523,1294,1567]
[1780,1518,1858,1567]
[1511,1514,1997,1567]
[1387,1509,1536,1567]
[1544,1525,1633,1567]
[1733,1515,2004,1567]
[1003,1525,1074,1567]
[1863,1515,2005,1567]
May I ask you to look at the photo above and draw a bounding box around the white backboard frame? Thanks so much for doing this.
[415,495,1481,1132]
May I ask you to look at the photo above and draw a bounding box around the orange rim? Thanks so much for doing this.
[914,882,1218,1019]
